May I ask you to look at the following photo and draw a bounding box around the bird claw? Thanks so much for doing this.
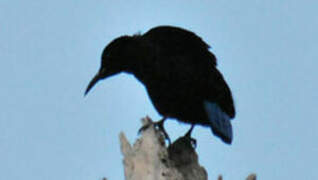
[138,124,151,134]
[184,125,197,148]
[138,118,171,145]
[156,122,171,145]
[188,136,197,149]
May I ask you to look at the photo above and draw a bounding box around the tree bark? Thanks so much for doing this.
[119,116,256,180]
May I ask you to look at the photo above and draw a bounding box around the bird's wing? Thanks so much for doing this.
[143,26,235,118]
[205,68,236,118]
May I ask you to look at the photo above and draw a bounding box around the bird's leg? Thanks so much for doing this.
[138,117,171,145]
[154,118,171,145]
[184,124,197,148]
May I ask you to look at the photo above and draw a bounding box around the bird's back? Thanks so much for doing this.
[143,26,217,66]
[139,26,235,120]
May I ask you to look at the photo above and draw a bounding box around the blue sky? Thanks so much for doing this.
[1,0,317,179]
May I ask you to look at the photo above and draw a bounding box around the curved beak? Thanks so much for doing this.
[84,72,102,96]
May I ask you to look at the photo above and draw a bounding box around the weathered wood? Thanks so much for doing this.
[119,117,256,180]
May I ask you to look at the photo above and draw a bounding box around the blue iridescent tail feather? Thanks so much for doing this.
[204,101,233,144]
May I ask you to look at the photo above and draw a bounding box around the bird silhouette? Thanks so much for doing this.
[85,26,235,144]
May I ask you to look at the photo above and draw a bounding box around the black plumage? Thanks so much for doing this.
[85,26,235,144]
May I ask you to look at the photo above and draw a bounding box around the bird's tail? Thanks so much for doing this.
[203,101,233,144]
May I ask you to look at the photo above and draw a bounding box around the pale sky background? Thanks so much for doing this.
[1,0,317,179]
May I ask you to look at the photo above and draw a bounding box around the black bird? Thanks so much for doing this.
[85,26,235,144]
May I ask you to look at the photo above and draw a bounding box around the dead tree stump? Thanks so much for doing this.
[119,117,256,180]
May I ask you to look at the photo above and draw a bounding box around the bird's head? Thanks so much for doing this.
[85,35,143,95]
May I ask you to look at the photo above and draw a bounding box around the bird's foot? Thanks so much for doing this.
[155,120,171,145]
[185,136,197,149]
[184,125,197,148]
[138,118,171,145]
